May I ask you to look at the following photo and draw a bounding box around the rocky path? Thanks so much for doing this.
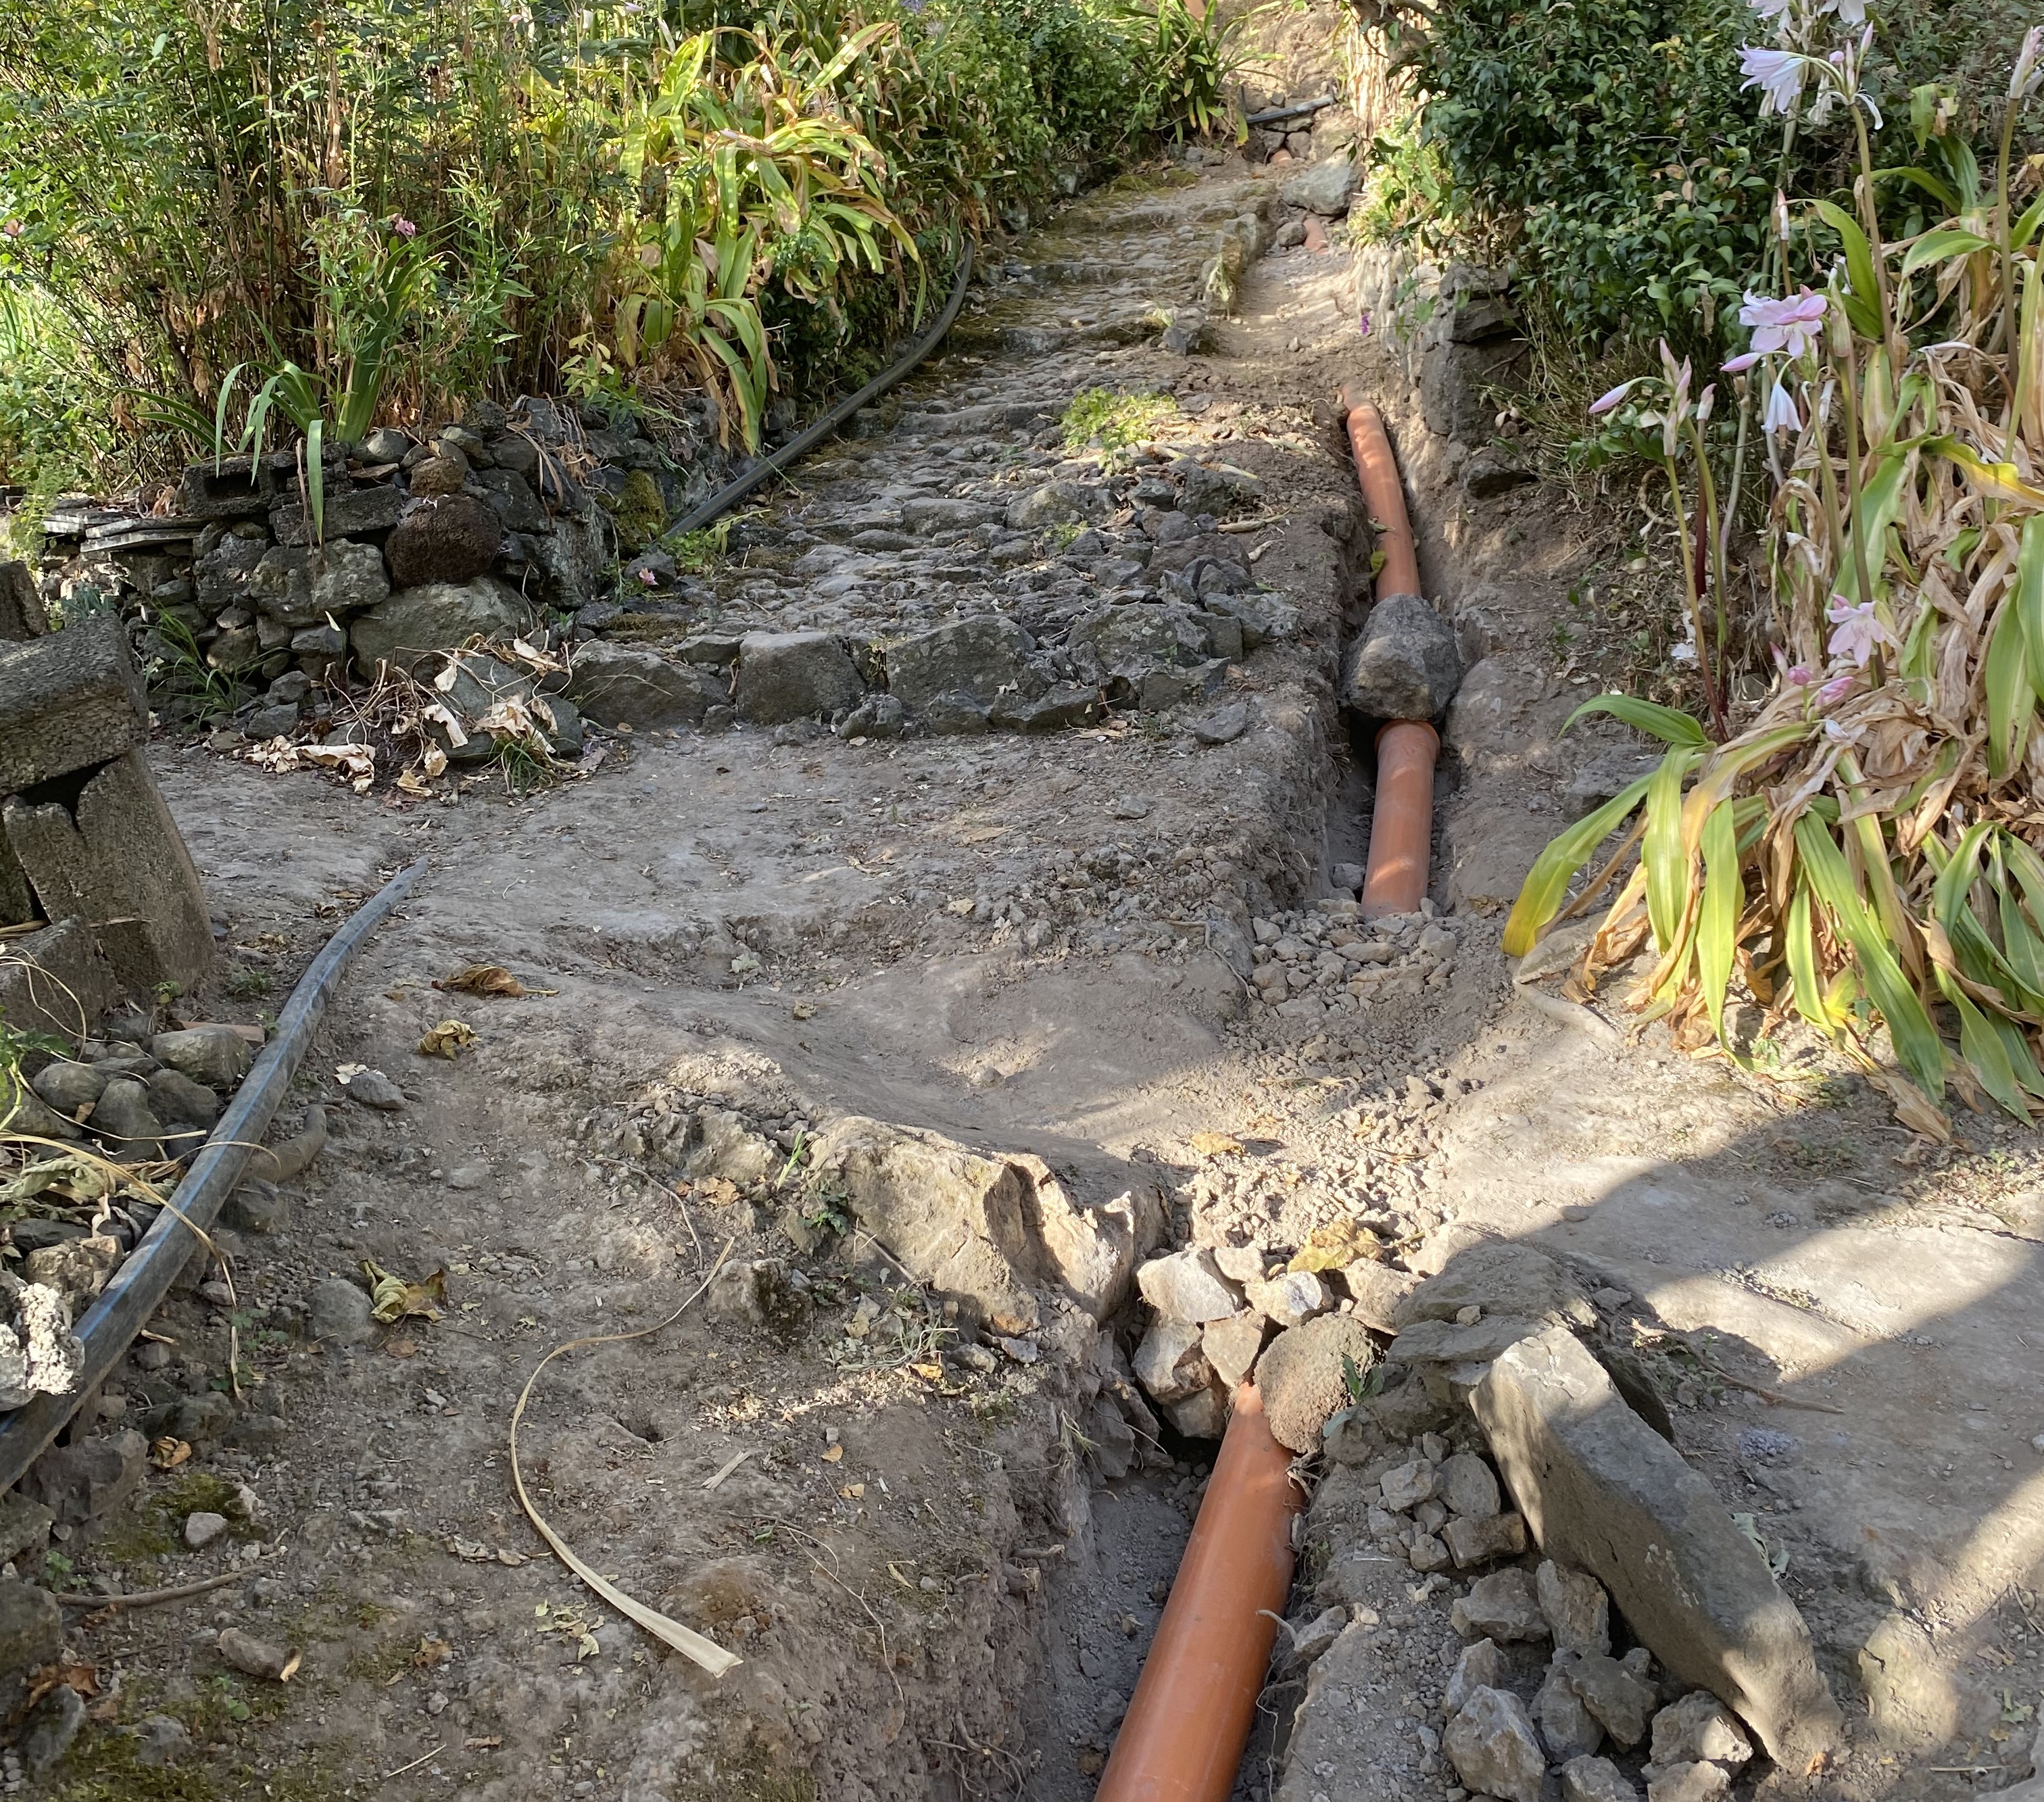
[21,147,2044,1802]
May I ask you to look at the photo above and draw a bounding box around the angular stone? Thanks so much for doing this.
[1386,1313,1536,1365]
[1537,1653,1605,1759]
[1257,1313,1377,1453]
[1243,1268,1330,1328]
[993,683,1103,731]
[1134,1317,1209,1405]
[1203,587,1300,649]
[1647,1763,1731,1802]
[1020,1175,1159,1322]
[19,1672,81,1774]
[0,616,148,793]
[1341,1259,1419,1332]
[1451,1567,1549,1642]
[1472,1326,1842,1766]
[173,454,285,520]
[1165,1375,1230,1440]
[352,576,529,675]
[307,1275,375,1345]
[1444,1686,1545,1802]
[900,496,1004,535]
[0,921,117,1043]
[151,1027,253,1091]
[1280,153,1359,216]
[1409,1532,1451,1573]
[1398,1238,1592,1330]
[1202,1311,1266,1388]
[85,1075,162,1163]
[0,561,48,640]
[1179,461,1264,517]
[0,1496,52,1569]
[272,483,405,546]
[1570,1653,1659,1749]
[1444,1637,1507,1717]
[4,752,215,998]
[1135,1246,1240,1323]
[1005,481,1109,531]
[184,1509,230,1550]
[308,539,392,618]
[1380,1457,1436,1511]
[22,1430,147,1530]
[1441,1451,1503,1518]
[734,630,863,723]
[806,1117,1039,1335]
[887,616,1033,712]
[566,641,721,730]
[385,494,504,588]
[1444,1510,1528,1567]
[1650,1693,1753,1770]
[1140,658,1229,712]
[1538,1559,1613,1657]
[1068,602,1211,688]
[1340,593,1461,720]
[1563,1755,1641,1802]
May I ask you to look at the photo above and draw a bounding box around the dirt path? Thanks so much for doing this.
[32,154,2044,1802]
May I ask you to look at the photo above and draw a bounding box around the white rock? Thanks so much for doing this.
[1134,1247,1240,1323]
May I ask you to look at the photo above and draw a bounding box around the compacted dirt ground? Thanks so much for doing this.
[24,153,2044,1802]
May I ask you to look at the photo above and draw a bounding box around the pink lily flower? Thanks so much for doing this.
[1740,46,1807,116]
[1825,597,1896,668]
[1761,379,1802,435]
[1588,379,1640,416]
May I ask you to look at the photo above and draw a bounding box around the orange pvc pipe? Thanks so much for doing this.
[1343,397,1419,599]
[1361,721,1439,919]
[1094,1384,1302,1802]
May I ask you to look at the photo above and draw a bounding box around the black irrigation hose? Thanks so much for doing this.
[0,858,426,1494]
[1245,95,1335,127]
[669,235,977,538]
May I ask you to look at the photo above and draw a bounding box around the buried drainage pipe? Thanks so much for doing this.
[1344,396,1440,919]
[1094,1383,1303,1802]
[0,858,426,1494]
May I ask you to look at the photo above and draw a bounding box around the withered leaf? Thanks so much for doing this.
[441,964,556,999]
[417,1019,477,1058]
[361,1260,446,1324]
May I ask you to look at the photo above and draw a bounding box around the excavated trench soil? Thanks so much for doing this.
[23,151,2044,1802]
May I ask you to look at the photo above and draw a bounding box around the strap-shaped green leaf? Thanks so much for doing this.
[1698,799,1741,1051]
[1784,882,1830,1032]
[1985,598,2033,779]
[1501,776,1653,958]
[1644,745,1702,955]
[1562,694,1708,745]
[1898,228,1994,278]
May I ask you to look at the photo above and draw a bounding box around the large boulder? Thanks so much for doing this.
[1282,153,1360,216]
[887,616,1034,713]
[385,494,504,589]
[1257,1313,1378,1453]
[1067,603,1211,689]
[1340,593,1462,720]
[1006,481,1110,533]
[733,631,863,724]
[351,576,531,675]
[1471,1327,1843,1767]
[566,642,723,730]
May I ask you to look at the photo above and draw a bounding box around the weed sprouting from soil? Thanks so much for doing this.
[1060,387,1177,454]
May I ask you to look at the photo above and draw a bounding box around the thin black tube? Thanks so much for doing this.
[1245,95,1335,127]
[0,858,426,1493]
[668,237,976,539]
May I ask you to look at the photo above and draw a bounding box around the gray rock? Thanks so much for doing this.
[272,485,405,547]
[1067,602,1211,687]
[1563,1755,1642,1802]
[1158,309,1213,356]
[1538,1559,1613,1656]
[0,1579,59,1709]
[222,1177,284,1235]
[993,684,1102,731]
[24,1240,116,1317]
[353,577,529,675]
[248,546,321,626]
[29,1062,105,1117]
[151,1027,253,1091]
[243,702,302,740]
[0,1083,79,1144]
[1444,1510,1528,1567]
[1444,1685,1546,1802]
[1537,1653,1605,1759]
[385,493,504,588]
[1256,1313,1377,1454]
[1179,461,1264,517]
[217,1627,292,1680]
[900,497,1002,535]
[0,1495,52,1567]
[22,1682,84,1774]
[1647,1763,1732,1802]
[1569,1653,1659,1748]
[1281,1604,1350,1676]
[1341,593,1461,719]
[184,1509,230,1549]
[363,427,412,463]
[1398,1239,1592,1329]
[566,641,719,730]
[1565,750,1663,820]
[1136,1247,1241,1323]
[21,1430,147,1529]
[341,1067,405,1110]
[537,692,584,755]
[308,1275,375,1345]
[1472,1326,1842,1765]
[1650,1693,1753,1769]
[1190,702,1250,746]
[89,1076,163,1161]
[841,693,909,739]
[887,617,1033,712]
[1380,1458,1436,1511]
[1444,1637,1507,1717]
[1087,1396,1139,1480]
[0,615,149,798]
[1006,481,1110,532]
[1201,1312,1266,1388]
[1165,1376,1230,1440]
[1440,1451,1503,1518]
[1409,1532,1451,1573]
[1451,1567,1549,1642]
[1242,1269,1330,1328]
[683,1108,779,1186]
[1134,1318,1210,1405]
[1465,446,1537,498]
[476,467,544,533]
[1280,153,1359,216]
[734,630,864,723]
[1140,658,1228,712]
[307,538,391,616]
[133,1713,194,1767]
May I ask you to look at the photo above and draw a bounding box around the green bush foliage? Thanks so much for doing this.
[0,0,1250,483]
